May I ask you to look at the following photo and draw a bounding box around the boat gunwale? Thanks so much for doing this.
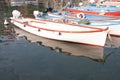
[67,8,120,17]
[11,18,109,33]
[48,12,120,20]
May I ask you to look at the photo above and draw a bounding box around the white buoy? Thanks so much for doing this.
[4,19,9,25]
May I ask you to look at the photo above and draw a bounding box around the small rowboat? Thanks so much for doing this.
[10,10,109,47]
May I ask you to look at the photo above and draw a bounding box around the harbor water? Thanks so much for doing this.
[0,13,120,80]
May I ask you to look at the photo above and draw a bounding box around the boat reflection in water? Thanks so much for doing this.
[14,27,107,62]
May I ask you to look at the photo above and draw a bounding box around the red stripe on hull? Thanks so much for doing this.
[67,8,120,17]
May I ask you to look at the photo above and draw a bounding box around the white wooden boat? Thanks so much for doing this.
[10,10,109,47]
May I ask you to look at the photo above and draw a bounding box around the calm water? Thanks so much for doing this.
[0,15,120,80]
[0,25,120,80]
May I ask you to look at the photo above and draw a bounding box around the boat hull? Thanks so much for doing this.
[11,18,108,47]
[67,8,120,16]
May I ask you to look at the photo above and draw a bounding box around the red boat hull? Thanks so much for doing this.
[67,8,120,17]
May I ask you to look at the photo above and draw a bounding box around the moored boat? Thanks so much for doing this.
[10,10,109,47]
[66,1,120,17]
[47,10,120,37]
[48,10,120,20]
[96,1,120,7]
[67,7,120,17]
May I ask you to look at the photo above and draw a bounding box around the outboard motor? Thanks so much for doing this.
[33,10,40,18]
[12,10,21,19]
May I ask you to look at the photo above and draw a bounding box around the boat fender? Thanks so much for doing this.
[38,29,41,31]
[77,13,85,19]
[58,32,62,35]
[23,22,28,27]
[23,24,26,27]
